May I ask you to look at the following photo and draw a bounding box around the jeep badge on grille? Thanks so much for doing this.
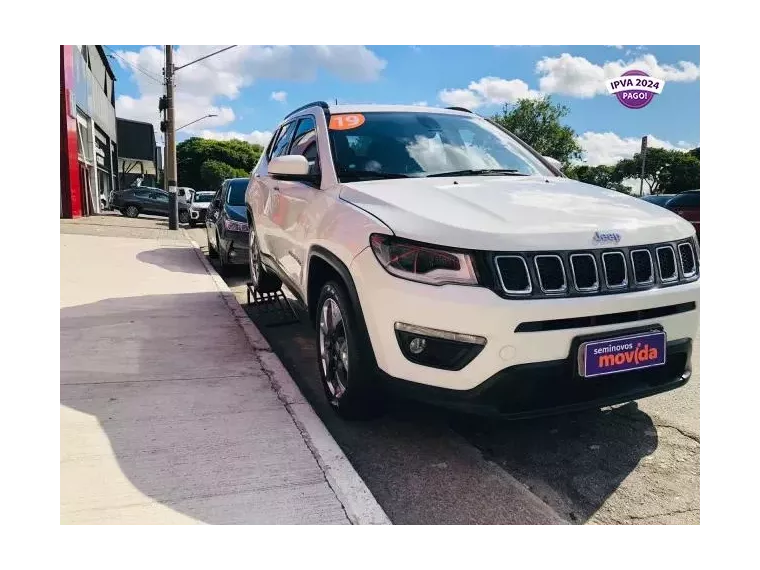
[593,231,621,244]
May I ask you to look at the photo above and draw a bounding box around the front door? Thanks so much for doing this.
[267,115,322,286]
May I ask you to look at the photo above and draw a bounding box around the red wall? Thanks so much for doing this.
[60,45,82,218]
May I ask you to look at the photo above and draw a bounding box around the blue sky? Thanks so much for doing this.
[106,45,699,166]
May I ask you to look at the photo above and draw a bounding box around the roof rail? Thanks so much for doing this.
[284,101,330,120]
[446,106,473,113]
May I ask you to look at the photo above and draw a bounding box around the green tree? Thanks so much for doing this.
[566,164,631,194]
[177,137,264,191]
[199,159,249,190]
[491,96,583,167]
[611,147,699,194]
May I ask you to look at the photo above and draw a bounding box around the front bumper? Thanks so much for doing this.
[221,231,250,265]
[190,209,207,221]
[349,246,699,397]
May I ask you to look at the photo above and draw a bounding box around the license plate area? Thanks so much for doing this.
[577,327,667,378]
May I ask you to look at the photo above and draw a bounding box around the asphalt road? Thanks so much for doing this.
[188,225,700,525]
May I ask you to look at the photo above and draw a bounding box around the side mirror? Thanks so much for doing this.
[269,155,310,178]
[542,156,563,172]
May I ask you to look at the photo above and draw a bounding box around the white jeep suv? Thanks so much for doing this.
[245,102,699,420]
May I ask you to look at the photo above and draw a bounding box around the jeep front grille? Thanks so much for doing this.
[490,238,698,299]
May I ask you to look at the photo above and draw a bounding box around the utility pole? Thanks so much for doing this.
[164,45,178,229]
[639,135,648,196]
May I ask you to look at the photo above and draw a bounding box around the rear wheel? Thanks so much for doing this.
[124,205,139,218]
[316,281,382,420]
[249,224,281,293]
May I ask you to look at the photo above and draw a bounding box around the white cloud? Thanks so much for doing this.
[438,88,484,109]
[438,75,540,109]
[536,53,700,98]
[270,90,287,102]
[193,129,273,147]
[468,77,541,104]
[411,100,428,106]
[114,44,386,134]
[576,131,695,166]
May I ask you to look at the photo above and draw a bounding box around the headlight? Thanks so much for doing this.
[369,234,478,286]
[224,219,249,232]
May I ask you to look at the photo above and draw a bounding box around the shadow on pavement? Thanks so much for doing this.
[61,292,348,525]
[136,248,210,275]
[242,296,659,524]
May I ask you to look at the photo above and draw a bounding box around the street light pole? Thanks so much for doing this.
[165,45,178,230]
[176,113,218,132]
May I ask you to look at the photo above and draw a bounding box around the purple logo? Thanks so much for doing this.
[606,70,665,110]
[579,331,667,378]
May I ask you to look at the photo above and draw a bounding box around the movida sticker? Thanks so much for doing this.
[606,69,666,109]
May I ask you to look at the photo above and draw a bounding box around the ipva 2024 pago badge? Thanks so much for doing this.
[606,70,666,109]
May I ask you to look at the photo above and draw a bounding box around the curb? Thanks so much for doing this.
[182,229,392,525]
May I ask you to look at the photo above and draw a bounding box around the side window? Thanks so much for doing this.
[265,126,282,160]
[133,190,151,199]
[290,116,319,174]
[270,122,297,159]
[151,192,168,203]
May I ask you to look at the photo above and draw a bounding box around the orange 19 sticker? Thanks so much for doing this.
[329,114,365,130]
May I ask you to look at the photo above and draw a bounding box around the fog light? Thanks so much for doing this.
[409,337,426,354]
[394,322,486,371]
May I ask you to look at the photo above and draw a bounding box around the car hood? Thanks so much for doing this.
[224,204,247,222]
[339,176,695,251]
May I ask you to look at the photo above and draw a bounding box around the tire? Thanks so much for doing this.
[249,223,281,293]
[316,281,382,420]
[207,228,218,259]
[217,232,229,276]
[179,210,190,224]
[124,205,140,218]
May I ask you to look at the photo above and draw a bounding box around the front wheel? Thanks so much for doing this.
[207,227,218,258]
[179,211,190,224]
[316,281,382,420]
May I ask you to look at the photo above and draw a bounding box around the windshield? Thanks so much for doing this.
[328,111,554,181]
[226,180,248,206]
[193,193,214,203]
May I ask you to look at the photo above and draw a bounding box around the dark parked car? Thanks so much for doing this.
[641,193,676,207]
[206,178,250,275]
[642,191,700,241]
[112,186,190,223]
[664,190,699,241]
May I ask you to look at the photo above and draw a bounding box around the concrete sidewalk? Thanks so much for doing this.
[60,224,389,524]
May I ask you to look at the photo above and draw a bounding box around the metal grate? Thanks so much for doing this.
[602,252,627,288]
[570,254,599,292]
[534,255,567,293]
[656,246,678,282]
[678,243,696,278]
[630,249,654,285]
[495,255,532,294]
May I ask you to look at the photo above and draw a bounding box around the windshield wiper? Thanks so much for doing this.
[337,170,413,180]
[425,169,527,178]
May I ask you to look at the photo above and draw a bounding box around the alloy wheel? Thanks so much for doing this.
[319,298,348,400]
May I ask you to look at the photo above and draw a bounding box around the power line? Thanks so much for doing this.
[175,45,237,71]
[103,45,163,85]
